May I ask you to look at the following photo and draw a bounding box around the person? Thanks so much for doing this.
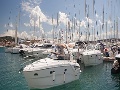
[104,48,109,57]
[118,47,120,54]
[51,45,65,60]
[113,60,119,70]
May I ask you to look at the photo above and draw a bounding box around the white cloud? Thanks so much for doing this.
[24,23,30,27]
[98,19,102,25]
[80,20,86,27]
[9,22,13,28]
[59,12,69,25]
[107,20,111,24]
[118,17,120,20]
[21,1,48,35]
[4,24,7,28]
[21,1,32,12]
[85,17,93,24]
[20,31,31,39]
[0,29,34,40]
[0,30,20,37]
[96,13,99,18]
[4,22,14,28]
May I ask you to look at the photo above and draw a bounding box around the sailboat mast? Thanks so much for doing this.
[33,19,35,40]
[79,20,80,41]
[106,21,107,44]
[66,21,68,44]
[15,11,20,45]
[116,17,118,42]
[102,5,104,42]
[85,0,86,17]
[87,5,89,43]
[52,15,54,43]
[72,17,73,42]
[15,22,17,45]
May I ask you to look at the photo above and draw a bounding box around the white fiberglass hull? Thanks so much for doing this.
[11,47,20,54]
[5,47,12,53]
[80,50,103,66]
[24,49,43,56]
[23,58,81,89]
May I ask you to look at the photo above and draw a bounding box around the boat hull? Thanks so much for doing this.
[80,50,103,66]
[23,65,80,89]
[11,48,20,54]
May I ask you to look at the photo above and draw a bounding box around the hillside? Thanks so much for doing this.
[0,36,16,42]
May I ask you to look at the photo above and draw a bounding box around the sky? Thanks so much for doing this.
[0,0,120,41]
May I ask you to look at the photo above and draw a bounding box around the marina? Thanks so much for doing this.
[0,0,120,90]
[0,47,120,90]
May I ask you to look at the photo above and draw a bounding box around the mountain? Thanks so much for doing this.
[0,36,16,42]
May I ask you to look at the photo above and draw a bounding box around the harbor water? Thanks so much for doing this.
[0,47,120,90]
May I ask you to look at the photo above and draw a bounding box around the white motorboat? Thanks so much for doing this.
[80,44,103,66]
[22,43,53,58]
[11,44,28,54]
[23,44,81,89]
[5,47,12,53]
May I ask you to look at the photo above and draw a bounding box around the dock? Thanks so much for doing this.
[103,57,115,62]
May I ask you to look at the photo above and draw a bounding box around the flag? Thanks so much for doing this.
[74,18,76,30]
[76,21,77,26]
[88,23,89,28]
[95,10,96,15]
[96,21,97,25]
[74,4,75,8]
[75,13,76,17]
[102,24,104,30]
[81,32,82,36]
[68,21,70,31]
[88,32,90,36]
[52,15,53,24]
[97,31,98,35]
[57,13,59,26]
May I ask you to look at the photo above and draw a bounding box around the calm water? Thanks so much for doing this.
[0,47,120,90]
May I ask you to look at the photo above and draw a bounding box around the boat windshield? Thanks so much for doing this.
[86,45,95,50]
[47,44,70,60]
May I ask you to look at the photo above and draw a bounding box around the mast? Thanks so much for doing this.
[15,21,17,45]
[79,20,81,41]
[87,5,89,43]
[85,0,86,17]
[66,21,68,44]
[39,16,41,41]
[102,5,104,42]
[52,15,54,43]
[116,17,118,42]
[72,17,74,42]
[106,21,107,44]
[15,11,20,45]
